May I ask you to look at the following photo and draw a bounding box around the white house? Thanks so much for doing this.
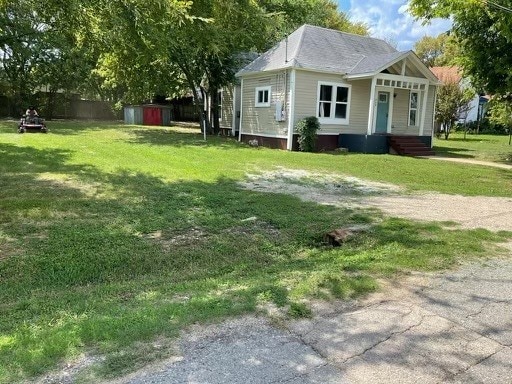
[234,24,440,154]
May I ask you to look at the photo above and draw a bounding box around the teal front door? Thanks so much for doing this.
[375,91,390,133]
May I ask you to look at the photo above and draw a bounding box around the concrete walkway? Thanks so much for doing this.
[425,156,512,170]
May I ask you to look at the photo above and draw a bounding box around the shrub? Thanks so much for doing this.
[295,116,320,152]
[457,119,509,135]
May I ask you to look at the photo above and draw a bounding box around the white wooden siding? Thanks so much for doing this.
[390,86,436,136]
[240,69,437,138]
[241,73,289,136]
[349,79,372,133]
[423,85,436,136]
[220,87,234,129]
[293,71,371,135]
[390,88,416,135]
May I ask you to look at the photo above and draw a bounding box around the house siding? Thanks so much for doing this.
[240,72,289,137]
[349,79,372,133]
[389,85,436,136]
[391,88,416,135]
[293,71,371,135]
[423,85,436,136]
[220,88,234,129]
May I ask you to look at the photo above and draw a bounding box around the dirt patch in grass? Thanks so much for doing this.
[240,168,512,232]
[239,168,402,204]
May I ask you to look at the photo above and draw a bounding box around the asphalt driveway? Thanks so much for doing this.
[113,257,512,384]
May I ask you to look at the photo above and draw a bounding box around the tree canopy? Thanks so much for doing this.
[435,80,474,139]
[409,0,512,95]
[0,0,367,123]
[413,33,459,68]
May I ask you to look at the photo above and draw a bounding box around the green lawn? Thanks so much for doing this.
[1,121,511,382]
[434,131,512,164]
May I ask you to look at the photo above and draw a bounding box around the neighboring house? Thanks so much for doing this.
[219,87,241,136]
[219,53,259,136]
[430,66,489,124]
[234,24,440,153]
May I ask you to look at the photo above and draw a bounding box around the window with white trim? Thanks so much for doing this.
[255,86,271,107]
[409,91,419,126]
[317,82,350,124]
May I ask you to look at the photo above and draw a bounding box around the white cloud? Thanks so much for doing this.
[347,0,452,50]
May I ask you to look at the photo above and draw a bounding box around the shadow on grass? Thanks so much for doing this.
[432,146,476,159]
[0,142,509,382]
[440,137,491,142]
[128,128,242,149]
[498,152,512,164]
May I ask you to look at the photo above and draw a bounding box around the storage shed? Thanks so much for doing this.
[124,105,143,125]
[124,104,172,126]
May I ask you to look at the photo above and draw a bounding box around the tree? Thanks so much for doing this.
[86,0,192,105]
[435,80,474,140]
[0,0,48,113]
[88,0,366,133]
[409,0,512,95]
[488,95,512,145]
[414,33,459,67]
[0,0,96,115]
[259,0,367,45]
[1,0,366,127]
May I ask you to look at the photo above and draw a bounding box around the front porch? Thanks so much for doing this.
[366,74,431,136]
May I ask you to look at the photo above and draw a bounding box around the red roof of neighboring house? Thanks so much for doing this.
[430,66,462,83]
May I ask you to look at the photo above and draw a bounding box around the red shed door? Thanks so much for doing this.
[143,107,162,126]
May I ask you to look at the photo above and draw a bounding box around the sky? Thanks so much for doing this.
[337,1,452,51]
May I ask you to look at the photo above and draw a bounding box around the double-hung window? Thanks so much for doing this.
[255,86,271,107]
[317,82,350,124]
[409,91,419,126]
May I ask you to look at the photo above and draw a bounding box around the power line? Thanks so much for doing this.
[484,0,512,14]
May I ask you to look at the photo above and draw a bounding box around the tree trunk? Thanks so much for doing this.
[211,87,220,135]
[47,90,56,120]
[200,86,211,134]
[191,86,206,134]
[176,60,207,135]
[444,121,451,140]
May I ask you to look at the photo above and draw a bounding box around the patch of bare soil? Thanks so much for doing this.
[239,168,512,232]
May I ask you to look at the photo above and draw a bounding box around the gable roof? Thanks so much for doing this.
[236,25,439,83]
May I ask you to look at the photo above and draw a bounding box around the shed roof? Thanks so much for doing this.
[237,24,405,76]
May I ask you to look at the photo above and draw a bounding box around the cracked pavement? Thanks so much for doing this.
[112,258,512,384]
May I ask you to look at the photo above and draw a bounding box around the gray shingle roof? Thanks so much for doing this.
[236,24,404,77]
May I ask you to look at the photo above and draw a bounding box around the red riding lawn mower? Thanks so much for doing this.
[18,107,48,133]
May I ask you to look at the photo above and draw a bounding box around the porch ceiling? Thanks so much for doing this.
[386,59,424,78]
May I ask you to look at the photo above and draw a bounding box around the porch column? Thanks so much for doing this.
[419,84,429,136]
[367,77,377,135]
[287,69,296,150]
